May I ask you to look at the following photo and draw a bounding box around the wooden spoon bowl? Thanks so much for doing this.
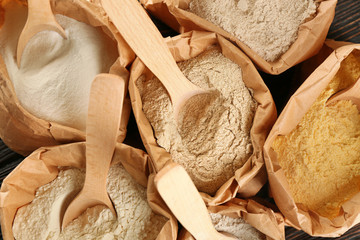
[17,0,67,67]
[155,163,237,240]
[62,73,125,229]
[101,0,212,121]
[326,77,360,111]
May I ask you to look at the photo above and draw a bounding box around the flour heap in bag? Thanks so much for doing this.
[12,163,167,240]
[188,0,317,61]
[0,2,118,131]
[272,51,360,219]
[210,213,265,240]
[137,47,257,194]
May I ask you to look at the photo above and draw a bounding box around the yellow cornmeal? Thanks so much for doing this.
[272,51,360,219]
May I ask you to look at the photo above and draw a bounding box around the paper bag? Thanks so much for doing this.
[263,44,360,237]
[140,0,336,75]
[0,142,178,240]
[129,31,277,205]
[177,198,285,240]
[0,0,135,156]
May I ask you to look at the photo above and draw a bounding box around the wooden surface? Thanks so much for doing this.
[1,0,360,239]
[328,0,360,42]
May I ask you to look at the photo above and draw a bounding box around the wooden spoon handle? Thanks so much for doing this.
[84,73,125,191]
[62,73,125,229]
[101,0,201,106]
[155,163,236,240]
[27,0,57,22]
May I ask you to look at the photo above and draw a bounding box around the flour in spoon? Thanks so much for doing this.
[0,2,118,131]
[12,164,167,240]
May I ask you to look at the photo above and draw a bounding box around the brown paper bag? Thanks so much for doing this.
[291,39,355,91]
[140,0,336,75]
[0,142,178,240]
[129,31,277,204]
[177,198,285,240]
[151,162,285,240]
[0,0,135,156]
[263,44,360,237]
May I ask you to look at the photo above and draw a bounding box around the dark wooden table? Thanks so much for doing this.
[0,0,359,239]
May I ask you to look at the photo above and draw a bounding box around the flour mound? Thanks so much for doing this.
[188,0,317,61]
[137,47,257,194]
[13,164,167,240]
[272,52,360,219]
[0,3,118,131]
[210,213,265,240]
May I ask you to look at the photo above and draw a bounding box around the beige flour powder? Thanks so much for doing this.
[137,47,257,194]
[12,164,167,240]
[188,0,317,61]
[209,213,265,240]
[0,2,118,131]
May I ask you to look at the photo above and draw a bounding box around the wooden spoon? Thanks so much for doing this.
[155,163,237,240]
[326,77,360,111]
[17,0,67,67]
[62,73,125,229]
[101,0,209,120]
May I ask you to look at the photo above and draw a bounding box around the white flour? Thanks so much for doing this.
[188,0,317,61]
[210,213,265,240]
[0,2,118,131]
[137,47,257,194]
[12,164,167,240]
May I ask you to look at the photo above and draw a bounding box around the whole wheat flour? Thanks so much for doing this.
[209,213,265,240]
[136,47,257,194]
[272,52,360,219]
[12,164,167,240]
[188,0,317,61]
[0,2,118,131]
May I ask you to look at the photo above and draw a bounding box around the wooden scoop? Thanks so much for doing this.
[17,0,67,67]
[62,73,125,229]
[155,163,237,240]
[326,77,360,111]
[101,0,209,119]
